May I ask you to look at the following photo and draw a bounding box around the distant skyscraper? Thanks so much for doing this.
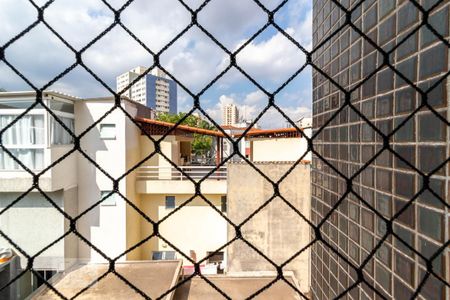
[311,1,449,300]
[222,103,239,126]
[116,67,177,114]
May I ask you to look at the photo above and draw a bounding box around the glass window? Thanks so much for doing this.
[0,100,43,109]
[419,112,446,142]
[375,262,391,293]
[165,196,175,209]
[419,145,445,175]
[100,124,116,140]
[418,207,443,241]
[221,195,227,213]
[152,251,176,260]
[394,252,414,286]
[0,115,44,145]
[0,148,44,170]
[100,191,117,206]
[49,99,74,114]
[51,116,74,145]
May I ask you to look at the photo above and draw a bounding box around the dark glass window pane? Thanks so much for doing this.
[419,237,444,275]
[395,172,415,198]
[362,230,373,251]
[419,177,445,209]
[394,145,415,170]
[419,44,447,80]
[376,94,393,117]
[418,206,443,241]
[362,209,374,231]
[419,79,446,108]
[419,112,446,142]
[379,15,396,45]
[394,225,414,256]
[376,169,392,192]
[395,87,417,114]
[376,193,391,217]
[396,32,417,61]
[394,199,415,227]
[165,196,175,209]
[419,145,445,175]
[397,2,418,33]
[361,123,374,142]
[420,269,445,300]
[394,252,414,286]
[421,7,449,48]
[363,5,378,32]
[375,262,391,293]
[394,117,415,142]
[394,277,414,300]
[377,69,394,93]
[379,0,395,19]
[396,56,417,88]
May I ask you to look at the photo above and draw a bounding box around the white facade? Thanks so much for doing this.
[222,104,239,126]
[249,128,312,162]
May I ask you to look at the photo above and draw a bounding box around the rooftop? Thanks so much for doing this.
[31,261,182,300]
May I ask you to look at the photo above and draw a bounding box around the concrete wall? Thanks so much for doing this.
[226,162,311,293]
[250,134,311,162]
[0,190,78,270]
[139,194,227,265]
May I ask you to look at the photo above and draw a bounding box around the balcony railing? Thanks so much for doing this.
[137,165,227,180]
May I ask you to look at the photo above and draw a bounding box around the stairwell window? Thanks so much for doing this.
[100,123,116,140]
[165,196,175,209]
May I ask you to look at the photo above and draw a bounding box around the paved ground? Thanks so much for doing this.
[31,261,182,300]
[173,275,303,300]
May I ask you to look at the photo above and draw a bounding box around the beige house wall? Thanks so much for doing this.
[226,162,311,293]
[139,194,227,265]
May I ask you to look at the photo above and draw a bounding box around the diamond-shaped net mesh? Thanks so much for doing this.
[0,0,448,299]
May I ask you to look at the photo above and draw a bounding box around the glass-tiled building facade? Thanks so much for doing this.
[311,0,449,299]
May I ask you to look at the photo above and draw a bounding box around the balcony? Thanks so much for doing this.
[136,165,227,195]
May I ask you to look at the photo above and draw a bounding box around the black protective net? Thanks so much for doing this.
[0,0,448,299]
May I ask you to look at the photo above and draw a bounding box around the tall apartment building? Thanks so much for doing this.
[222,103,239,126]
[116,66,177,114]
[311,1,449,299]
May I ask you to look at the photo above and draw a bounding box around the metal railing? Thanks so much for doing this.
[137,165,227,180]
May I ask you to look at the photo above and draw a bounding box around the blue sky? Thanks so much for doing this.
[0,0,312,128]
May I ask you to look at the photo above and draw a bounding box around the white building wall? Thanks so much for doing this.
[75,100,129,262]
[251,135,311,162]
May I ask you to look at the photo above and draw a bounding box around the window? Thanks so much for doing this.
[100,124,116,140]
[0,114,45,170]
[221,195,227,213]
[165,196,175,209]
[51,116,74,145]
[152,251,176,260]
[49,99,74,114]
[0,115,44,145]
[207,251,224,263]
[100,191,117,206]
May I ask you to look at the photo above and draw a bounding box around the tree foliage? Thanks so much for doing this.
[157,112,216,156]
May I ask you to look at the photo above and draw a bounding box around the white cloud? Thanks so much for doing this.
[0,0,313,123]
[244,90,266,105]
[234,27,307,91]
[206,90,310,129]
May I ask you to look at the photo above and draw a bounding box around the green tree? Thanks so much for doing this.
[0,88,6,92]
[157,112,216,156]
